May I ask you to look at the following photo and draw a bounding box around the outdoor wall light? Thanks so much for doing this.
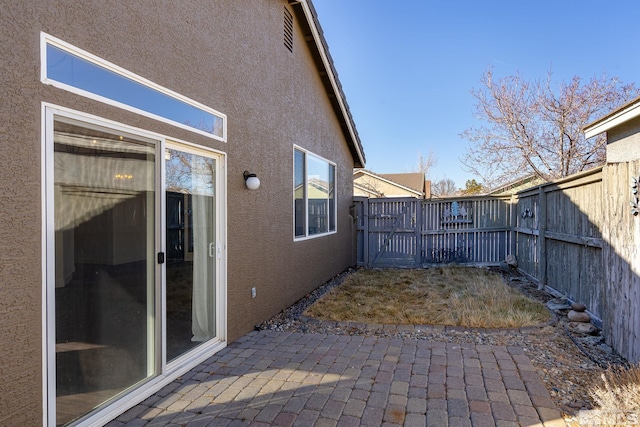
[243,171,260,190]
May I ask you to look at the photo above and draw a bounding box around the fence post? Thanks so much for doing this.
[363,198,369,266]
[538,186,547,286]
[415,200,422,267]
[509,194,517,257]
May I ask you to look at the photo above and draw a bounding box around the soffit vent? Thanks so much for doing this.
[284,7,294,52]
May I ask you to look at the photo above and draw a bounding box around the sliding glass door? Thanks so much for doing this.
[165,147,218,361]
[53,118,157,426]
[47,110,225,426]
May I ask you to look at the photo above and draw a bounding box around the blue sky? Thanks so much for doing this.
[312,0,640,189]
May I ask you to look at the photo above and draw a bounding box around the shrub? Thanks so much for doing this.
[585,363,640,426]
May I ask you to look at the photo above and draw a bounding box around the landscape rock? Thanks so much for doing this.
[547,298,571,311]
[505,254,518,267]
[566,321,597,335]
[567,310,591,323]
[583,335,604,345]
[598,344,614,354]
[571,302,587,312]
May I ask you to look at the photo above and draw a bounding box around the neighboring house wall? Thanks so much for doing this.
[606,115,640,162]
[0,1,363,425]
[353,171,426,198]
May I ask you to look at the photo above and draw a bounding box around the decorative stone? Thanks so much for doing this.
[505,254,518,267]
[598,344,613,354]
[546,298,571,311]
[566,321,597,335]
[567,310,591,323]
[571,302,587,312]
[584,335,604,345]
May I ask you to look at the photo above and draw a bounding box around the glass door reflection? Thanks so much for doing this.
[53,119,157,426]
[165,148,217,361]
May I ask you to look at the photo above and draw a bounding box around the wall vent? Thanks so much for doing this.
[284,7,294,52]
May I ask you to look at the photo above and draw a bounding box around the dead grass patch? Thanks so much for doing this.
[304,267,550,328]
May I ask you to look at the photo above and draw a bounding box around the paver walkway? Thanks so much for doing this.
[108,331,566,427]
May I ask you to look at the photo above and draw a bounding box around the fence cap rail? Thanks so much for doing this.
[516,167,603,197]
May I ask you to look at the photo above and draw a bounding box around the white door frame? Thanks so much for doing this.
[42,103,227,426]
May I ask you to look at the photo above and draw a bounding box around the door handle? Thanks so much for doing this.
[209,242,215,258]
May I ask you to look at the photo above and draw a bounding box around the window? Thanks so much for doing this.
[42,33,226,141]
[294,147,336,239]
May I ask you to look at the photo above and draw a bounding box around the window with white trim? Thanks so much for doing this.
[294,147,336,239]
[41,32,226,141]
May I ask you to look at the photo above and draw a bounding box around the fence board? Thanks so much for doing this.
[602,161,640,363]
[355,196,512,268]
[514,191,539,279]
[537,170,604,321]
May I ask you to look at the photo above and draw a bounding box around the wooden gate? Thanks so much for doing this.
[355,196,513,268]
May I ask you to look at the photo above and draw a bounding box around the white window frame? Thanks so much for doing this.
[40,32,227,142]
[293,145,337,241]
[41,104,228,426]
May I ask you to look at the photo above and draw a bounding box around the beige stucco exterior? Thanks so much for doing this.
[0,1,364,424]
[353,170,427,198]
[584,94,640,163]
[606,116,640,163]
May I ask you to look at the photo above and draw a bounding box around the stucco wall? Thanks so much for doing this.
[607,116,640,163]
[0,1,358,424]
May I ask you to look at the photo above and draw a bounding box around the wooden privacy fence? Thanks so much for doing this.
[354,169,607,323]
[514,165,640,363]
[514,168,605,321]
[354,165,640,363]
[354,196,513,267]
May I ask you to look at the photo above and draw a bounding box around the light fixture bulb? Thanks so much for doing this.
[243,171,260,190]
[246,176,260,190]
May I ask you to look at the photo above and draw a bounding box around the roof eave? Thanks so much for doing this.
[291,0,366,168]
[584,95,640,139]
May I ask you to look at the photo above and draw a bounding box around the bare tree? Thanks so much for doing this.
[432,178,457,197]
[414,149,438,178]
[461,68,639,187]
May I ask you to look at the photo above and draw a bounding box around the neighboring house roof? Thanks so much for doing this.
[295,177,331,199]
[292,0,366,168]
[584,95,640,139]
[379,173,427,195]
[353,170,429,198]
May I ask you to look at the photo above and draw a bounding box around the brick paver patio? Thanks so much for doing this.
[107,330,566,427]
